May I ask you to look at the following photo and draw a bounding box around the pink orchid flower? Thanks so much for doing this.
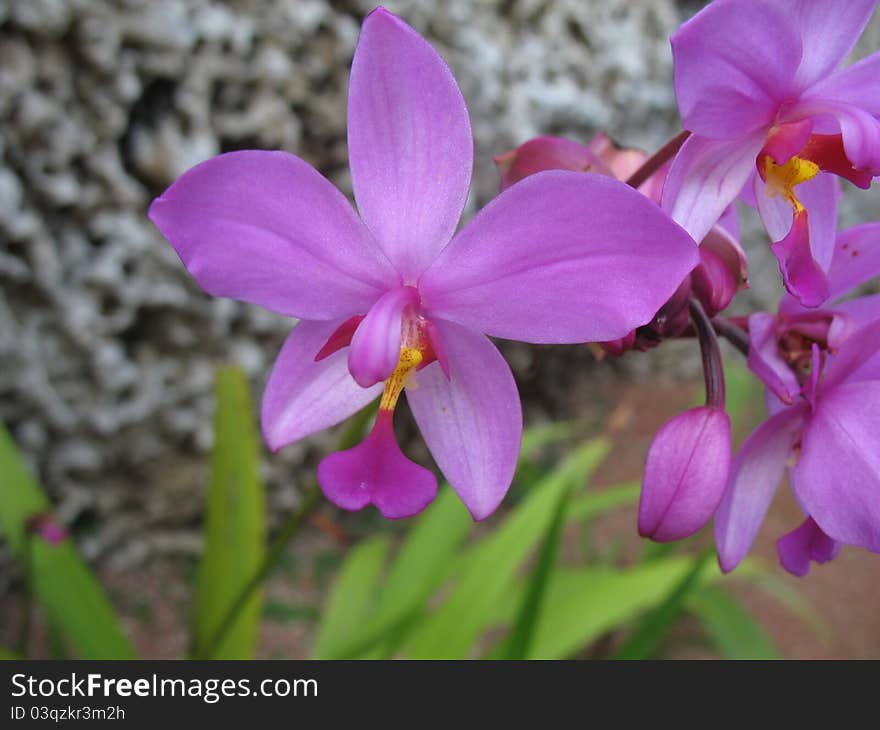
[148,8,698,520]
[716,223,880,574]
[664,0,880,308]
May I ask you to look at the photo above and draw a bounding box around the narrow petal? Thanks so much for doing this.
[317,411,438,519]
[421,171,699,343]
[770,208,830,307]
[783,0,879,88]
[662,133,765,245]
[671,0,800,137]
[261,320,383,452]
[777,516,842,577]
[827,223,880,300]
[747,313,800,405]
[148,150,397,320]
[805,49,880,116]
[348,286,419,388]
[348,8,473,280]
[406,319,521,521]
[638,407,732,542]
[714,406,806,573]
[795,381,880,551]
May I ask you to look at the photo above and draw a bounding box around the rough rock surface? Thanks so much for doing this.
[1,0,877,568]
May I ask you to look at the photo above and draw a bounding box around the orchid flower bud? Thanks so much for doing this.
[691,226,749,317]
[638,405,732,542]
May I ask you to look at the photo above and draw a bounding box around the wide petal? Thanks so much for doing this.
[823,318,880,390]
[795,381,880,551]
[148,150,397,320]
[261,320,383,451]
[806,49,880,119]
[714,406,806,573]
[638,407,732,542]
[671,0,800,138]
[348,7,473,281]
[406,319,521,520]
[827,223,880,300]
[348,286,419,388]
[783,0,879,89]
[420,171,699,343]
[662,133,765,245]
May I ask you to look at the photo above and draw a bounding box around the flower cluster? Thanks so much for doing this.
[150,2,879,575]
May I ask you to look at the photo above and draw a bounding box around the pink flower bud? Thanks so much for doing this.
[639,406,731,542]
[691,226,749,317]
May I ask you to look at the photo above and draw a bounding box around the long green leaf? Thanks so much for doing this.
[526,556,722,659]
[0,423,136,658]
[193,368,266,659]
[686,586,778,659]
[403,438,610,659]
[567,481,640,521]
[614,548,714,659]
[312,535,391,659]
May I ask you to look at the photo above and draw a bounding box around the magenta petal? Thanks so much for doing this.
[827,223,880,300]
[348,286,419,388]
[770,209,830,308]
[406,319,521,521]
[795,381,880,551]
[787,0,879,88]
[420,171,699,343]
[670,0,800,138]
[495,136,606,191]
[662,133,765,245]
[714,406,806,573]
[777,517,842,577]
[261,320,383,452]
[347,8,473,280]
[148,150,397,320]
[317,412,438,519]
[790,98,880,172]
[747,313,800,405]
[824,318,880,389]
[806,48,880,116]
[638,407,731,542]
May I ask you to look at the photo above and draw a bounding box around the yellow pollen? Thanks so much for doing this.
[379,347,424,411]
[762,155,820,213]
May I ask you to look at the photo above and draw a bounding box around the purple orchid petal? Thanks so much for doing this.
[148,150,397,321]
[420,171,699,343]
[348,286,419,388]
[770,209,830,308]
[805,48,880,116]
[762,119,814,165]
[827,223,880,300]
[754,172,840,273]
[824,318,880,390]
[347,7,473,281]
[671,0,800,138]
[317,411,438,519]
[795,380,880,552]
[406,319,521,521]
[662,132,766,245]
[784,0,879,89]
[261,320,384,452]
[747,312,801,404]
[789,98,880,172]
[829,295,880,332]
[715,406,806,573]
[777,516,842,577]
[638,406,732,542]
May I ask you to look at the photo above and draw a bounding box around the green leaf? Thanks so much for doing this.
[614,548,714,659]
[686,586,778,659]
[502,470,573,659]
[403,438,610,659]
[0,422,136,659]
[519,421,573,460]
[526,555,722,659]
[192,367,266,659]
[567,481,640,521]
[312,536,391,659]
[0,648,21,660]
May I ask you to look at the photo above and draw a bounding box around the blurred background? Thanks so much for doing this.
[1,0,879,659]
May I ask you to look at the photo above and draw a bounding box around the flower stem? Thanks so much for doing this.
[689,298,726,409]
[712,317,750,357]
[625,130,690,190]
